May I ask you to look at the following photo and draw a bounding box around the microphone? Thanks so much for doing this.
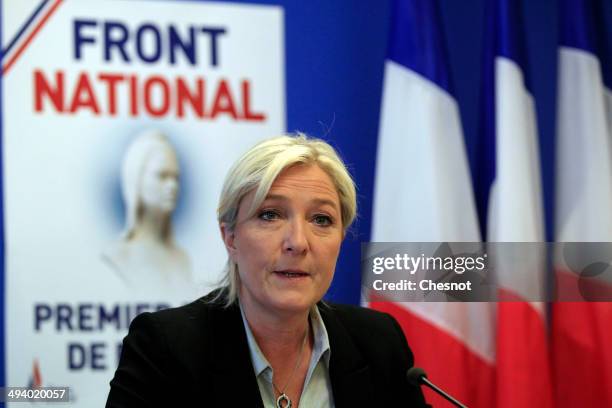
[406,367,468,408]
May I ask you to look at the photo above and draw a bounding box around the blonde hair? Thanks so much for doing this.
[216,133,357,305]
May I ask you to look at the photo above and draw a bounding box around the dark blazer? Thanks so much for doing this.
[106,290,429,407]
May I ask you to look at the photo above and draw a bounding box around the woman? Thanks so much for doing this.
[107,134,428,407]
[102,129,192,294]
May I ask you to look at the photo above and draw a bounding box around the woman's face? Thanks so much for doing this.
[223,164,344,316]
[140,148,179,214]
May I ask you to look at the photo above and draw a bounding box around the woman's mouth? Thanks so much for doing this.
[274,270,309,278]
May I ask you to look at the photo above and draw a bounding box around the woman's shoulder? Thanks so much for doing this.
[118,289,233,375]
[318,302,416,385]
[319,302,402,333]
[138,288,229,326]
[318,302,411,357]
[123,289,228,348]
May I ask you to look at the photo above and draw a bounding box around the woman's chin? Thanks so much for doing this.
[266,291,317,315]
[240,283,324,316]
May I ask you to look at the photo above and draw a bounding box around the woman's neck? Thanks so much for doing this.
[240,292,314,408]
[240,295,310,354]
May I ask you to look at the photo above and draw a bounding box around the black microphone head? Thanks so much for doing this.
[406,367,428,386]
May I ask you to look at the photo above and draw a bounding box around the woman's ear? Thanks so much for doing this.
[220,223,237,258]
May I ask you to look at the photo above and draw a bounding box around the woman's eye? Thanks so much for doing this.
[258,210,280,221]
[313,214,333,226]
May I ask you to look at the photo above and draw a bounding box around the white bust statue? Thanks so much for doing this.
[103,129,193,293]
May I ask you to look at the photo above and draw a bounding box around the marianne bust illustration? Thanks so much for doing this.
[102,129,193,293]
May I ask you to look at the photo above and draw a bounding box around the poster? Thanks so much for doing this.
[1,0,285,405]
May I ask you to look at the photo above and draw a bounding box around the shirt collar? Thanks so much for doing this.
[239,302,331,378]
[310,304,332,369]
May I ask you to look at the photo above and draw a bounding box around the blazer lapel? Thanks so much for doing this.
[208,302,264,407]
[319,305,374,407]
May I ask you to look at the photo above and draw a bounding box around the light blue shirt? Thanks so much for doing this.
[240,304,335,407]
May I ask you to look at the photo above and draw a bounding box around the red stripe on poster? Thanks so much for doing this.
[2,0,64,76]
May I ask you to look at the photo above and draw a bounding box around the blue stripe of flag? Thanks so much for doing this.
[386,0,453,94]
[475,0,533,240]
[559,0,599,55]
[475,0,496,240]
[559,0,611,90]
[492,0,531,90]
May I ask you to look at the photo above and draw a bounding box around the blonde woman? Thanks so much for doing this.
[107,134,428,407]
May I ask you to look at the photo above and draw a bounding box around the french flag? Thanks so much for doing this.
[476,0,552,407]
[370,0,495,406]
[552,0,612,406]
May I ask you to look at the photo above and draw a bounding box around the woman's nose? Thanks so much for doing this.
[282,218,309,254]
